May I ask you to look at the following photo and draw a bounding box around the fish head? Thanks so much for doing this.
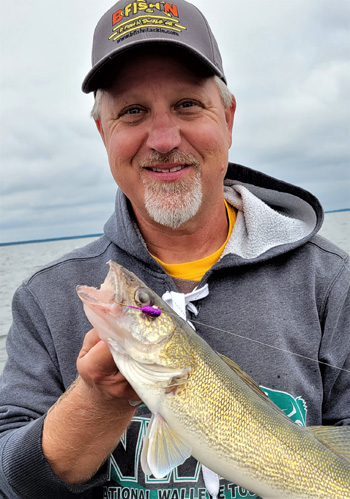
[77,260,176,356]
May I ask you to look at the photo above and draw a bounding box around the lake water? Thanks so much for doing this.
[0,211,349,374]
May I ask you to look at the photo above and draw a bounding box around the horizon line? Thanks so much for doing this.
[0,208,349,247]
[0,233,103,247]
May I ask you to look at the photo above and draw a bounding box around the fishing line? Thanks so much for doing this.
[190,319,350,374]
[115,301,349,374]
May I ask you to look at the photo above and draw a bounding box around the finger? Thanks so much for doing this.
[78,329,101,359]
[77,330,141,401]
[78,329,117,373]
[78,341,116,376]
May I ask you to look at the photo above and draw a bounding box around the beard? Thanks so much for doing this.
[139,151,202,230]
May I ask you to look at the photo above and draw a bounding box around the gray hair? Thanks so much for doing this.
[91,90,104,120]
[91,75,233,120]
[214,76,233,109]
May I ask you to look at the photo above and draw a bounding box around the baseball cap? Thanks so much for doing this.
[82,0,226,93]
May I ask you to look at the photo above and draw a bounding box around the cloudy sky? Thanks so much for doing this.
[0,0,349,243]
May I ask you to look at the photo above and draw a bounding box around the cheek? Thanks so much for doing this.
[190,118,230,153]
[106,134,131,163]
[194,125,230,182]
[194,125,230,167]
[106,129,145,172]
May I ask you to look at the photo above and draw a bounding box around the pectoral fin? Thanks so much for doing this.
[308,425,350,463]
[141,413,192,478]
[112,350,190,387]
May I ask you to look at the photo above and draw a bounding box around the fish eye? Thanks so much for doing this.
[135,288,154,307]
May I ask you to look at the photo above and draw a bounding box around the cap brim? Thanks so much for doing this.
[82,39,226,93]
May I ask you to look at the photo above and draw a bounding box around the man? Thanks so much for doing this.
[1,1,349,498]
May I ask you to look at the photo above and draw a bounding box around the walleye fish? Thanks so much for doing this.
[77,260,350,499]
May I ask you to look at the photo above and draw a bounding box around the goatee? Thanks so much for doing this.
[139,151,202,229]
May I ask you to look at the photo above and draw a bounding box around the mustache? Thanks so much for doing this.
[139,151,200,168]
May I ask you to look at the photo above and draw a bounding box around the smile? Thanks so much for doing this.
[149,165,186,173]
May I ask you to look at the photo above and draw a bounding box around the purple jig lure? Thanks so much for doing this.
[114,301,161,318]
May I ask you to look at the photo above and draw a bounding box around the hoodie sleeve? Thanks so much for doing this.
[0,283,108,498]
[318,253,350,426]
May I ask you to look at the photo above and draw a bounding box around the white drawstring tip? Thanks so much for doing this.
[202,464,220,499]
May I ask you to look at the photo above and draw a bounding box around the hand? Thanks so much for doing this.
[43,329,140,484]
[77,328,140,403]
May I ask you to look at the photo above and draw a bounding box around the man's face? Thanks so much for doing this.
[95,52,235,230]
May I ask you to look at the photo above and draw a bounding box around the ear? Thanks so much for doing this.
[95,119,106,146]
[225,94,236,130]
[225,94,236,148]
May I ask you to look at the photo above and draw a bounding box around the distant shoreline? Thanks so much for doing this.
[0,234,103,247]
[325,208,350,213]
[1,208,349,247]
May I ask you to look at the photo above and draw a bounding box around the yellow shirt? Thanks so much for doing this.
[153,201,236,281]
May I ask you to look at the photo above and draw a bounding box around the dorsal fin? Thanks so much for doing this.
[219,352,350,464]
[217,352,294,420]
[218,352,313,426]
[217,352,267,397]
[308,426,350,464]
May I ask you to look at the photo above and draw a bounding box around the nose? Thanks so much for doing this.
[146,111,181,154]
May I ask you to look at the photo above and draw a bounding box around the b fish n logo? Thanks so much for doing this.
[109,2,187,42]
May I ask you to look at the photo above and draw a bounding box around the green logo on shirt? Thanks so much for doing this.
[260,386,307,426]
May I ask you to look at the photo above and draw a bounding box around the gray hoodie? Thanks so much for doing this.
[0,163,349,499]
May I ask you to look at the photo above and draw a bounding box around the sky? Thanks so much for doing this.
[0,0,349,243]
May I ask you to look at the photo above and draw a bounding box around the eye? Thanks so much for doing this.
[180,101,194,108]
[118,105,147,122]
[135,287,154,307]
[125,107,142,114]
[176,99,202,111]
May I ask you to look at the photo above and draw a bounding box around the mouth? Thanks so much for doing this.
[141,163,193,183]
[144,164,188,173]
[146,165,188,173]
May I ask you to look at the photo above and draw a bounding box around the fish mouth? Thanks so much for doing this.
[107,260,125,304]
[76,261,127,315]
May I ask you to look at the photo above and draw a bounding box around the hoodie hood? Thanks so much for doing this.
[222,164,323,262]
[103,163,323,267]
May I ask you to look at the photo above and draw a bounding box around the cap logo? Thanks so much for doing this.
[109,2,186,42]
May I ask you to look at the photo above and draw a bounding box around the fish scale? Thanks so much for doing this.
[161,329,350,497]
[77,260,350,499]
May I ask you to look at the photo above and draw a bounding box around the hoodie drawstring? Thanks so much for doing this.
[162,284,209,328]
